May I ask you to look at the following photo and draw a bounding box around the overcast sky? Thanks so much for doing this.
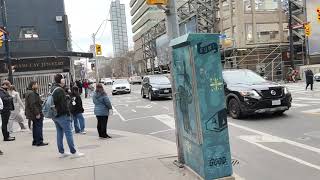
[64,0,133,57]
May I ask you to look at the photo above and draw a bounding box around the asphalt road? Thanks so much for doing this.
[96,83,320,180]
[6,82,320,179]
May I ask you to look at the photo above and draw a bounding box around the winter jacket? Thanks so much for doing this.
[93,92,112,116]
[0,87,14,113]
[70,94,84,115]
[51,84,71,117]
[9,90,25,113]
[305,70,314,84]
[25,89,43,120]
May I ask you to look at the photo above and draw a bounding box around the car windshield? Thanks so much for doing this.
[150,76,170,84]
[113,79,128,84]
[223,70,266,85]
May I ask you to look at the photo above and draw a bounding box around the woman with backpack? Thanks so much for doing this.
[93,83,113,139]
[8,85,27,133]
[70,86,86,134]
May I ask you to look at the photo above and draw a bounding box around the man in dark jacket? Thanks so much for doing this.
[305,69,314,90]
[0,80,15,141]
[51,74,84,158]
[25,81,48,146]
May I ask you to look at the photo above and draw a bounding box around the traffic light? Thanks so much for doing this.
[0,31,4,48]
[317,8,320,23]
[146,0,168,5]
[304,23,311,37]
[95,44,102,56]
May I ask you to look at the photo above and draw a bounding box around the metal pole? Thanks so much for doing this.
[92,33,99,83]
[288,0,295,68]
[165,0,184,166]
[0,0,12,83]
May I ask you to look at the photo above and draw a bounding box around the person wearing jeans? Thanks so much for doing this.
[53,115,76,155]
[25,81,48,146]
[93,83,113,139]
[70,86,86,134]
[51,74,84,158]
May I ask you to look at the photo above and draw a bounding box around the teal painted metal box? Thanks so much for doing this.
[170,33,233,180]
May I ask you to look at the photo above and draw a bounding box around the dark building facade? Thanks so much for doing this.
[0,0,80,96]
[0,0,71,58]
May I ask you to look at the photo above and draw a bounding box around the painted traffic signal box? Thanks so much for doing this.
[170,33,233,180]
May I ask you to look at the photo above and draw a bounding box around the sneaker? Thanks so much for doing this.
[80,131,87,135]
[59,152,72,158]
[71,152,85,159]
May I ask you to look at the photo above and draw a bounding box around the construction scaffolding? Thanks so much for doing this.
[137,0,307,80]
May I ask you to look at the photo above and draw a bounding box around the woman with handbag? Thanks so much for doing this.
[93,83,113,139]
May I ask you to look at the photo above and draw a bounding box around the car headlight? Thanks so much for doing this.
[284,87,290,94]
[152,87,159,91]
[240,90,261,99]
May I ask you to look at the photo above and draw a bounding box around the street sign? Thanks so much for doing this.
[146,0,168,5]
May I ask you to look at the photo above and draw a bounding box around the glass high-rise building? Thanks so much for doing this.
[110,0,129,58]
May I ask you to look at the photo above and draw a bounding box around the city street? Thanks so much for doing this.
[99,82,320,180]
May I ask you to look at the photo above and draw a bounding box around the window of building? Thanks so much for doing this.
[257,23,280,42]
[246,24,253,44]
[19,27,39,39]
[244,0,278,12]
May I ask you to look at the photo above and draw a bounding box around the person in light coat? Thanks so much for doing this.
[8,85,27,133]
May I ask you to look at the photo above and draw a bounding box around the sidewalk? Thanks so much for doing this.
[0,127,204,180]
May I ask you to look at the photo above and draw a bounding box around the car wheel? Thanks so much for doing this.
[149,91,153,101]
[274,110,285,116]
[141,90,146,98]
[228,98,242,119]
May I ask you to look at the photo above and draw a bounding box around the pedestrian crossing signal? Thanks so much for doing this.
[146,0,168,5]
[95,44,102,56]
[304,23,311,37]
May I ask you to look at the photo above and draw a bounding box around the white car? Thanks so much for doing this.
[112,79,131,95]
[102,78,113,85]
[314,73,320,82]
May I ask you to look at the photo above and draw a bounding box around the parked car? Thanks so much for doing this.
[129,76,142,84]
[314,73,320,82]
[141,75,172,101]
[223,69,292,119]
[112,79,131,95]
[102,78,113,85]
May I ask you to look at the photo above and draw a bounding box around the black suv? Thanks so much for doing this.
[141,75,172,101]
[223,69,292,119]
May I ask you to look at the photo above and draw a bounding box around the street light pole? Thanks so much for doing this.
[92,33,99,83]
[0,0,13,83]
[288,0,295,68]
[164,0,185,166]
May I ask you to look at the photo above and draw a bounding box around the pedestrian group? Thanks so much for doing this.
[0,73,113,157]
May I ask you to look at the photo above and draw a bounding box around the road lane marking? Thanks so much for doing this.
[136,104,152,108]
[113,107,126,121]
[151,102,157,105]
[163,106,170,111]
[229,122,320,154]
[154,114,175,129]
[131,109,137,113]
[291,103,309,108]
[124,113,175,122]
[295,97,320,101]
[149,129,175,135]
[241,138,320,171]
[301,108,320,114]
